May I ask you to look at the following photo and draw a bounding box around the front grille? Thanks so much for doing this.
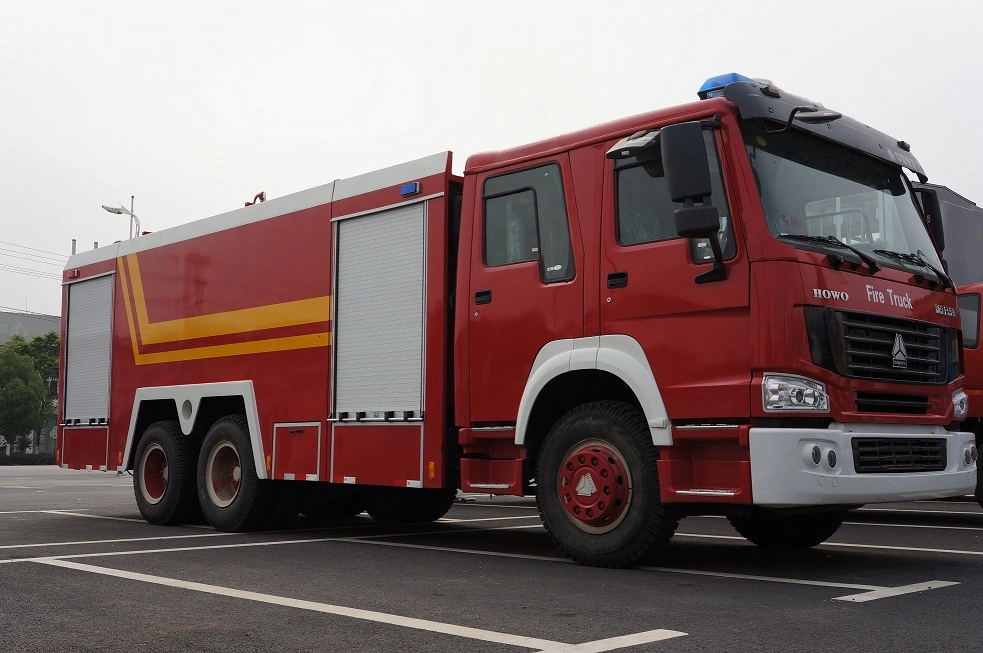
[855,392,931,415]
[851,438,946,473]
[837,311,945,384]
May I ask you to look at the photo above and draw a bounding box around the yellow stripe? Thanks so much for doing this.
[118,260,144,362]
[126,254,331,344]
[118,254,331,365]
[131,333,330,365]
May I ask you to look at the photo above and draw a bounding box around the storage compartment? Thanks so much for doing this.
[333,202,426,417]
[272,423,321,481]
[331,424,422,487]
[64,275,114,424]
[60,427,109,471]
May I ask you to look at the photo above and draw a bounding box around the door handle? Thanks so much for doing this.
[607,272,628,289]
[475,290,492,305]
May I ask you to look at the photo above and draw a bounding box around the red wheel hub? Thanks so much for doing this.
[557,442,630,530]
[140,444,168,505]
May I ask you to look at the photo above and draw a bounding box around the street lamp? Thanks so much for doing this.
[102,195,141,239]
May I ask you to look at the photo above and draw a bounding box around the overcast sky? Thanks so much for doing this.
[2,0,980,316]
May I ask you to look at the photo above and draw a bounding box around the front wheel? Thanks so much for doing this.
[728,509,845,550]
[536,401,678,568]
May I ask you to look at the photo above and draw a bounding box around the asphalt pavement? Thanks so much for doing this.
[1,466,981,652]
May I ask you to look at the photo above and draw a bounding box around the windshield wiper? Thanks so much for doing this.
[780,234,880,273]
[873,248,953,289]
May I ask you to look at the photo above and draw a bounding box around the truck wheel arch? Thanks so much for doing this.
[123,381,267,479]
[515,335,672,447]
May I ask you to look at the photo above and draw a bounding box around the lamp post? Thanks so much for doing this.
[101,195,141,239]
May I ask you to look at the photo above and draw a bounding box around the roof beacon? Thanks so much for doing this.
[698,73,759,100]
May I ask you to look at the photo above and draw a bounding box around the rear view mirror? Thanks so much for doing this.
[913,187,945,253]
[674,206,720,239]
[661,122,712,203]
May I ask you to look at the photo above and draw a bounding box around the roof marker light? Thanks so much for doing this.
[698,72,759,100]
[400,181,421,197]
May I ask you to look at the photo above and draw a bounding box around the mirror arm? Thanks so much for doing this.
[694,233,727,284]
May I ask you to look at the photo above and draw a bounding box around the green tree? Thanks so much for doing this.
[0,332,59,453]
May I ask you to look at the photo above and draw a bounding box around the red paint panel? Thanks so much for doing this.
[460,458,524,496]
[273,424,320,480]
[61,427,109,470]
[331,424,421,487]
[466,154,585,423]
[599,124,752,421]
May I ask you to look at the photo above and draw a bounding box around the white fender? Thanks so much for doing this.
[515,335,672,446]
[122,381,268,479]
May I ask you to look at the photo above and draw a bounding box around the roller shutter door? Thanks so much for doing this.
[334,203,425,415]
[64,275,114,423]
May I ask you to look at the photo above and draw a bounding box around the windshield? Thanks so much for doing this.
[741,121,943,271]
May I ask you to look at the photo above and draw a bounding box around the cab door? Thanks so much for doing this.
[467,158,584,423]
[599,127,751,419]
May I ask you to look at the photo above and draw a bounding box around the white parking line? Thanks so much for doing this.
[833,581,960,602]
[0,509,90,515]
[32,558,687,652]
[2,514,966,604]
[42,510,157,524]
[857,507,981,517]
[0,532,237,551]
[337,533,959,602]
[440,515,542,523]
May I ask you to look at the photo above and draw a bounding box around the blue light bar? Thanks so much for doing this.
[698,72,759,100]
[400,181,421,197]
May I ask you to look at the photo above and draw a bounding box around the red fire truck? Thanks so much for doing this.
[58,74,978,567]
[912,183,983,507]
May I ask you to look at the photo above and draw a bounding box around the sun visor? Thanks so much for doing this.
[722,81,927,182]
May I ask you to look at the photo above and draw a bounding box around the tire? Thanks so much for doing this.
[728,509,845,550]
[133,421,200,525]
[197,415,276,532]
[536,400,678,568]
[364,487,456,524]
[301,484,364,520]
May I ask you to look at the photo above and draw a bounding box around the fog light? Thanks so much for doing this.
[811,446,821,465]
[965,449,973,465]
[972,445,979,463]
[827,450,837,469]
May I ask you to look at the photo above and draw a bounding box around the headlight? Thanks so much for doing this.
[762,374,830,413]
[952,388,969,420]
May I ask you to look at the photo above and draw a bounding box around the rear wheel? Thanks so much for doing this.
[536,400,678,568]
[728,509,845,549]
[197,415,276,532]
[134,421,199,525]
[364,487,456,524]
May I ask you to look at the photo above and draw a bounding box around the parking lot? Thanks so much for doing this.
[2,466,981,653]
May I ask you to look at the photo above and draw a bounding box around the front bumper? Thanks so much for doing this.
[749,423,976,507]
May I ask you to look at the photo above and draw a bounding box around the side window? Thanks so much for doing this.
[958,293,980,349]
[615,131,735,261]
[483,163,574,282]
